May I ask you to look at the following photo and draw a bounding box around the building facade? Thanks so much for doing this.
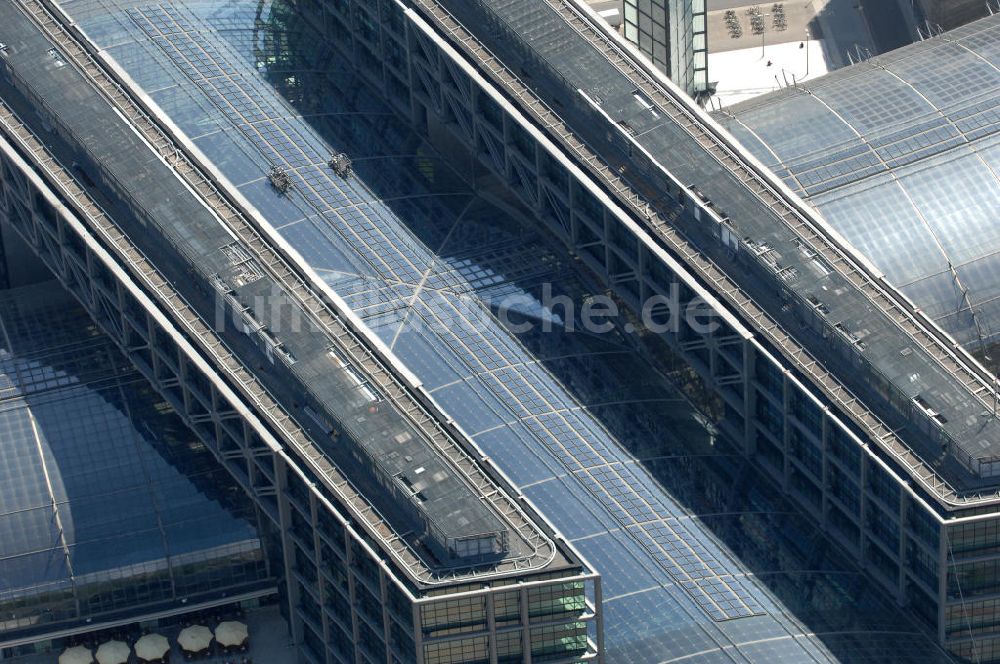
[621,0,708,96]
[299,0,1000,660]
[2,0,999,662]
[716,16,1000,660]
[0,1,601,662]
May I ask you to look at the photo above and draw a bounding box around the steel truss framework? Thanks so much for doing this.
[0,1,602,663]
[299,0,1000,655]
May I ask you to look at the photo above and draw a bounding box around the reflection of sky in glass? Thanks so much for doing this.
[0,283,264,616]
[719,17,1000,349]
[49,0,958,660]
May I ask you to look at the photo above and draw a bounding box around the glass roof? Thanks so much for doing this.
[30,0,955,660]
[430,0,1000,495]
[717,15,1000,353]
[0,281,269,642]
[0,0,554,582]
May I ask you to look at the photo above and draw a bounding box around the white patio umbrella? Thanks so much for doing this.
[134,632,170,662]
[58,645,94,664]
[95,640,130,664]
[177,624,213,653]
[214,620,248,648]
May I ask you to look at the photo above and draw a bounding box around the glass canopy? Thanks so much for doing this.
[33,0,959,660]
[0,281,271,644]
[718,16,1000,353]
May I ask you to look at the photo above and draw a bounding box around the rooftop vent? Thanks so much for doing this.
[913,394,947,424]
[46,48,67,68]
[806,294,829,316]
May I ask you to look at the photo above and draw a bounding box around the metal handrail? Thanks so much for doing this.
[408,0,1000,504]
[9,0,559,581]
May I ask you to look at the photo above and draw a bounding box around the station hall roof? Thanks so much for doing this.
[717,15,1000,357]
[0,281,267,640]
[23,0,958,660]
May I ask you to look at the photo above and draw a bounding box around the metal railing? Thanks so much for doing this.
[8,0,559,582]
[407,0,1000,504]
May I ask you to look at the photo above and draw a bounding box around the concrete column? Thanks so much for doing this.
[520,585,532,664]
[859,453,869,563]
[568,182,579,248]
[344,530,361,662]
[412,602,424,664]
[380,571,392,664]
[782,371,792,492]
[743,340,756,456]
[275,456,304,646]
[899,490,908,601]
[486,588,498,664]
[938,523,949,645]
[502,112,513,189]
[820,412,831,528]
[309,490,331,660]
[603,208,613,273]
[594,576,605,663]
[534,139,544,216]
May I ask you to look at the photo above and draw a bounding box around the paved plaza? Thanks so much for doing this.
[706,0,884,107]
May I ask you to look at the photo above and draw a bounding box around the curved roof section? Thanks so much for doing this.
[0,281,268,642]
[716,15,1000,351]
